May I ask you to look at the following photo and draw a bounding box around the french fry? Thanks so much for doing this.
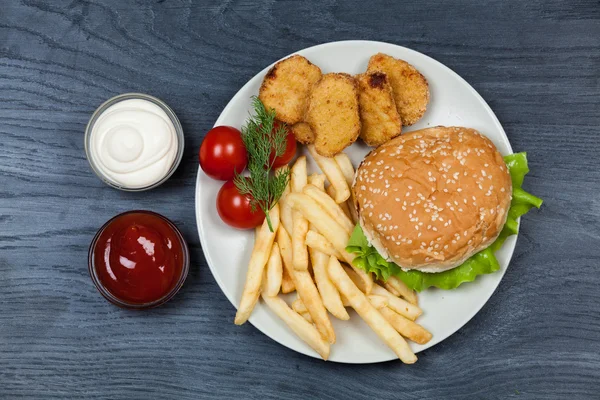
[261,293,329,360]
[309,246,350,320]
[308,173,326,191]
[308,144,350,203]
[368,295,389,310]
[305,230,344,259]
[292,297,308,314]
[277,226,336,344]
[303,184,354,235]
[338,198,353,220]
[287,192,373,294]
[342,264,368,293]
[371,284,422,321]
[235,205,280,325]
[379,307,432,345]
[281,266,295,293]
[291,156,309,271]
[332,152,359,223]
[278,226,297,294]
[287,193,349,259]
[327,256,417,364]
[341,294,351,307]
[327,185,357,223]
[292,213,309,271]
[265,244,283,297]
[385,276,418,305]
[334,152,355,186]
[290,156,307,193]
[383,282,401,297]
[300,311,314,324]
[277,166,294,235]
[280,194,293,238]
[347,199,359,225]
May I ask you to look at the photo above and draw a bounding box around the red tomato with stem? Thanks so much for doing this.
[199,126,248,180]
[216,180,265,230]
[269,122,296,169]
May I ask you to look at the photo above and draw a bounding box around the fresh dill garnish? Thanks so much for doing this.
[234,96,291,232]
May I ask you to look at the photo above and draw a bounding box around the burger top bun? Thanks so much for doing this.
[353,126,512,273]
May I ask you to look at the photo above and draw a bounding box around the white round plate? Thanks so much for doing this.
[195,40,516,363]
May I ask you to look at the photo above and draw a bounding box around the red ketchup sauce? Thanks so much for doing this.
[91,212,187,305]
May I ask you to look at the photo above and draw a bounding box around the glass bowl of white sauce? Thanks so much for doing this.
[85,93,185,191]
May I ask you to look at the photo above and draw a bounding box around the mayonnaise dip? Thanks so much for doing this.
[87,97,180,189]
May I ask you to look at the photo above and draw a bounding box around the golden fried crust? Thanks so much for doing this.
[290,121,314,144]
[356,71,402,147]
[305,73,361,157]
[259,55,322,125]
[367,53,429,126]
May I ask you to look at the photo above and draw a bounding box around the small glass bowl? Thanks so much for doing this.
[84,93,185,192]
[88,210,190,309]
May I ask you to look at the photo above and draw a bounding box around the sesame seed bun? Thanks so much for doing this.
[353,127,512,273]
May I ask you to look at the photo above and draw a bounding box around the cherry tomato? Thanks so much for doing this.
[200,126,248,180]
[269,122,297,169]
[216,180,265,229]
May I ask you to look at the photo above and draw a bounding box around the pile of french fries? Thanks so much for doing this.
[234,145,431,363]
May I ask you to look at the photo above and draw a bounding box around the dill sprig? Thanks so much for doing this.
[234,96,291,232]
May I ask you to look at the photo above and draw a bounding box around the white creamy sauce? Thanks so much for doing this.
[89,99,178,188]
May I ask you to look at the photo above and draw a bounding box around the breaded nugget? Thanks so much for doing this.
[367,53,429,125]
[259,55,322,125]
[356,71,402,147]
[305,73,361,157]
[290,121,315,144]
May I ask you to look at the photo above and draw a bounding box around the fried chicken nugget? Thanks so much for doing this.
[306,73,361,157]
[259,55,322,125]
[367,53,429,126]
[356,71,402,147]
[290,121,315,144]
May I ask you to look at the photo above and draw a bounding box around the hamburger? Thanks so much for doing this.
[347,126,542,290]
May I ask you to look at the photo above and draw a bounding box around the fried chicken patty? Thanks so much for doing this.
[356,71,402,147]
[305,73,361,157]
[367,53,429,126]
[259,55,322,125]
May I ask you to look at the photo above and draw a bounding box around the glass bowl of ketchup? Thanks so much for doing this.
[89,211,189,309]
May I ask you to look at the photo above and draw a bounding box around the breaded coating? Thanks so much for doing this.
[356,71,402,147]
[305,73,361,157]
[290,121,315,144]
[259,55,322,124]
[367,53,429,126]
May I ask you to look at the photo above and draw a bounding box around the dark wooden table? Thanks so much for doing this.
[1,1,599,399]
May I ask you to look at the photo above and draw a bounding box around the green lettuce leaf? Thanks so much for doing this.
[346,152,543,291]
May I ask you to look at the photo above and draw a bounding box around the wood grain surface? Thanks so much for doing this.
[1,0,599,398]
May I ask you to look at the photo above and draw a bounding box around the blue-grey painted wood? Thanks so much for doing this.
[1,1,598,399]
